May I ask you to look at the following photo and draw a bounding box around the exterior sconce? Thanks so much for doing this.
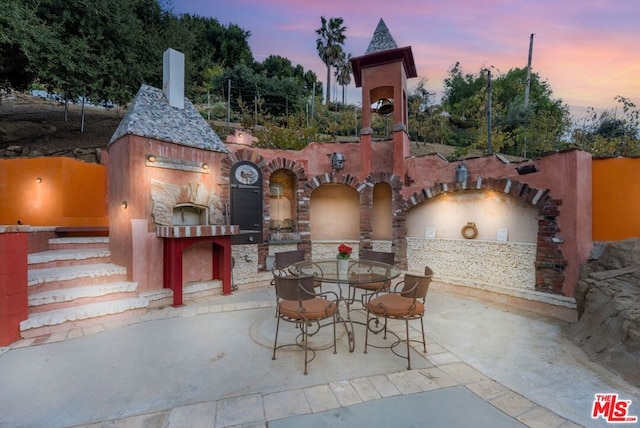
[121,201,128,209]
[455,162,468,183]
[330,152,345,170]
[36,177,43,183]
[202,163,209,170]
[147,154,156,162]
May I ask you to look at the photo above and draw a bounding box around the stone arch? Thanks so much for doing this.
[405,177,567,295]
[360,172,407,268]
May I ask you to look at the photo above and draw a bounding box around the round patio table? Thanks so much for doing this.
[290,259,400,352]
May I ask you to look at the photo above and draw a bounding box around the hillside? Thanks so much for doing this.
[0,92,488,160]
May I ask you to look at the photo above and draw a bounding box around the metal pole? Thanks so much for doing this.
[487,69,493,154]
[227,79,231,127]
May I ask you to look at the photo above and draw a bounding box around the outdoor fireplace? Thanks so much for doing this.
[173,203,208,226]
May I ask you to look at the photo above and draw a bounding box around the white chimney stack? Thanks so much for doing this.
[163,48,185,109]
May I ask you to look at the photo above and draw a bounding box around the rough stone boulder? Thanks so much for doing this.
[566,238,640,387]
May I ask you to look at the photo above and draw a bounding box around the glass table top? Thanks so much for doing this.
[290,259,400,284]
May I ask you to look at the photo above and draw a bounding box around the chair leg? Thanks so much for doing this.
[420,318,427,353]
[272,315,281,360]
[303,320,309,375]
[364,309,370,354]
[405,319,411,370]
[333,313,337,354]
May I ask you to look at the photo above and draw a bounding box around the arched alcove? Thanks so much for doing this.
[372,183,393,240]
[310,184,360,240]
[405,178,567,295]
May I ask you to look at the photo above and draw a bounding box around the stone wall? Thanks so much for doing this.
[407,236,575,308]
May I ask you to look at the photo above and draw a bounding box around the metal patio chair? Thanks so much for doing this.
[350,250,395,304]
[363,268,433,369]
[271,271,339,375]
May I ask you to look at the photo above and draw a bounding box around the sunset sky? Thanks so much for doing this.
[171,0,639,120]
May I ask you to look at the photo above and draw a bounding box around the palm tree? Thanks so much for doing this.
[334,52,352,105]
[315,16,346,105]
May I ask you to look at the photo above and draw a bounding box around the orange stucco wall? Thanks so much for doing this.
[592,158,640,241]
[0,157,108,227]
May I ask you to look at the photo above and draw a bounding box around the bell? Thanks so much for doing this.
[376,98,394,116]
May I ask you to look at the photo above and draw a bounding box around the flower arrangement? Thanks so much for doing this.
[337,243,353,259]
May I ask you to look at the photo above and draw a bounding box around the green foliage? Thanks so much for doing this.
[211,60,321,120]
[571,96,640,156]
[438,63,571,157]
[253,114,322,150]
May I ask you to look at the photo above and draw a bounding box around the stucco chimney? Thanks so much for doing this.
[163,48,185,109]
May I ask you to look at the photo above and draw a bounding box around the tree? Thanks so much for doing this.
[441,62,571,156]
[334,52,352,104]
[572,96,639,156]
[315,16,346,105]
[0,0,59,92]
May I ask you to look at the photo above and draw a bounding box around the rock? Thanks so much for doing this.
[5,145,23,157]
[566,238,640,386]
[73,148,99,163]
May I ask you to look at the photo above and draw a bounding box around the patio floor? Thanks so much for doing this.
[0,281,638,427]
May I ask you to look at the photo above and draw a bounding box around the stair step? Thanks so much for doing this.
[20,297,149,332]
[28,281,138,308]
[140,280,222,308]
[48,236,109,250]
[28,263,127,290]
[28,248,111,268]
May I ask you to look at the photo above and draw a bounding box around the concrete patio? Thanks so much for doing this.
[0,280,638,428]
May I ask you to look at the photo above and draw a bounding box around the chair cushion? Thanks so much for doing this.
[279,298,337,320]
[368,294,424,317]
[355,281,388,291]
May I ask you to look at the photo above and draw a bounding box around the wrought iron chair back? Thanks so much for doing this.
[271,271,338,375]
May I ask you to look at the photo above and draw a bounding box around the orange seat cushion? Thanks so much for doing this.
[354,281,388,291]
[279,298,337,320]
[368,294,424,317]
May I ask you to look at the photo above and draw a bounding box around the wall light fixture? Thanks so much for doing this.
[329,152,345,170]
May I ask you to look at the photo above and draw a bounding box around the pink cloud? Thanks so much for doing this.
[172,0,640,116]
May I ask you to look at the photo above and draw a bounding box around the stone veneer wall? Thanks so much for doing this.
[407,237,576,308]
[407,236,533,288]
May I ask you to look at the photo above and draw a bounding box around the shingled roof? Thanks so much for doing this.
[365,19,398,54]
[108,84,228,153]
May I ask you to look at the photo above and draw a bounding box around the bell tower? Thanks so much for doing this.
[350,19,417,180]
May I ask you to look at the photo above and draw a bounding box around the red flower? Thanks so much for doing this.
[337,243,352,259]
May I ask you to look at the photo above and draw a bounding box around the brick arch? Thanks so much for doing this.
[405,177,567,295]
[360,172,407,268]
[306,171,362,191]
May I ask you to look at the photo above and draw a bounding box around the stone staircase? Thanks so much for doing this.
[20,236,148,338]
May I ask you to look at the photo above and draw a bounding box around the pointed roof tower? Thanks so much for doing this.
[365,19,398,54]
[350,19,417,88]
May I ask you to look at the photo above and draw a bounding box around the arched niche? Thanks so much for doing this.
[310,184,360,240]
[372,182,393,240]
[269,169,297,232]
